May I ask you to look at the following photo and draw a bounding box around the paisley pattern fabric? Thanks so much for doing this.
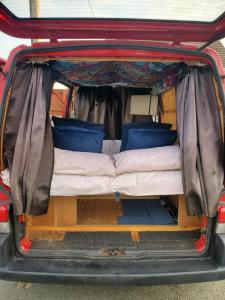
[51,61,188,92]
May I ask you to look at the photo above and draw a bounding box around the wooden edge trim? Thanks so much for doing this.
[27,224,201,232]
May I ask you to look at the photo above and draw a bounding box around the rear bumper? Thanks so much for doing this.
[0,256,225,285]
[1,233,225,285]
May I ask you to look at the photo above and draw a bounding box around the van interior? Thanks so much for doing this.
[1,55,224,258]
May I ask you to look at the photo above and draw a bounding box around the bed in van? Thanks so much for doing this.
[0,2,225,285]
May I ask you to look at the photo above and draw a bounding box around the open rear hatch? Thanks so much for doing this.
[0,1,225,46]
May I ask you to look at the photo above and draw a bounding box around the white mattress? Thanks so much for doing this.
[1,169,183,197]
[1,142,183,197]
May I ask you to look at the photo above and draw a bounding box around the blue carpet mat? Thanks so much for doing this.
[118,199,175,225]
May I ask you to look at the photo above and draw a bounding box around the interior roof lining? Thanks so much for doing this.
[47,59,207,89]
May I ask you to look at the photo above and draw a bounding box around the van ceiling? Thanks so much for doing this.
[50,60,189,88]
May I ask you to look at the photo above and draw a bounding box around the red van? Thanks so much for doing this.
[0,2,225,285]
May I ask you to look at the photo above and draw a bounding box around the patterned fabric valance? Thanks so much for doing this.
[51,61,189,92]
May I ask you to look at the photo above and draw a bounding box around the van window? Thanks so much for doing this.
[2,0,224,22]
[50,83,69,117]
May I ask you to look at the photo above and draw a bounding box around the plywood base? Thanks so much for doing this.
[131,231,140,242]
[25,194,203,242]
[26,231,66,241]
[161,87,177,130]
[26,196,77,240]
[170,194,202,228]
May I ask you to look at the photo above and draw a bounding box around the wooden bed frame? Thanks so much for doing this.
[25,194,202,242]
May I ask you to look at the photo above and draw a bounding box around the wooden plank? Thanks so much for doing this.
[26,231,65,241]
[54,196,77,226]
[131,231,140,242]
[27,224,200,232]
[161,87,177,129]
[178,195,202,227]
[27,196,77,227]
[26,196,77,240]
[26,196,56,227]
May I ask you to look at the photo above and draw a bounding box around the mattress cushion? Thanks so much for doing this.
[120,121,172,151]
[54,147,116,176]
[52,116,104,133]
[52,126,104,153]
[125,128,177,151]
[1,169,183,196]
[114,145,181,174]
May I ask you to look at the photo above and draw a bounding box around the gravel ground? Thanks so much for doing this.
[0,280,225,300]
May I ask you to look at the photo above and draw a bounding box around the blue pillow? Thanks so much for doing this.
[120,121,172,151]
[52,126,105,153]
[52,116,104,133]
[124,128,177,151]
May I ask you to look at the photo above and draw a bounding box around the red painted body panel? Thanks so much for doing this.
[0,45,27,104]
[204,47,225,90]
[0,58,5,66]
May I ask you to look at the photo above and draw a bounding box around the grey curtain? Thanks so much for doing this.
[75,86,152,139]
[176,67,224,217]
[3,63,54,216]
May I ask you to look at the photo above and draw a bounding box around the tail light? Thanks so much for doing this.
[218,206,225,223]
[194,216,208,252]
[217,192,225,224]
[0,205,9,222]
[216,193,225,234]
[20,237,32,254]
[0,179,11,223]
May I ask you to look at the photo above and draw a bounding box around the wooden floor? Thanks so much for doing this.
[25,194,204,242]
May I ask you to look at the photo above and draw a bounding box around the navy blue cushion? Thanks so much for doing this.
[120,121,172,151]
[52,126,105,153]
[124,128,177,151]
[52,116,104,133]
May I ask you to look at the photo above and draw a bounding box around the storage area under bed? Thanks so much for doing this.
[25,194,202,243]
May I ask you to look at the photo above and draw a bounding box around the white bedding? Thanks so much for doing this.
[114,145,181,174]
[1,143,183,197]
[110,171,183,196]
[1,169,183,196]
[54,148,116,176]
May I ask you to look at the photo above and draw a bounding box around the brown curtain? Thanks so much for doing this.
[3,63,54,216]
[176,67,224,217]
[75,86,152,139]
